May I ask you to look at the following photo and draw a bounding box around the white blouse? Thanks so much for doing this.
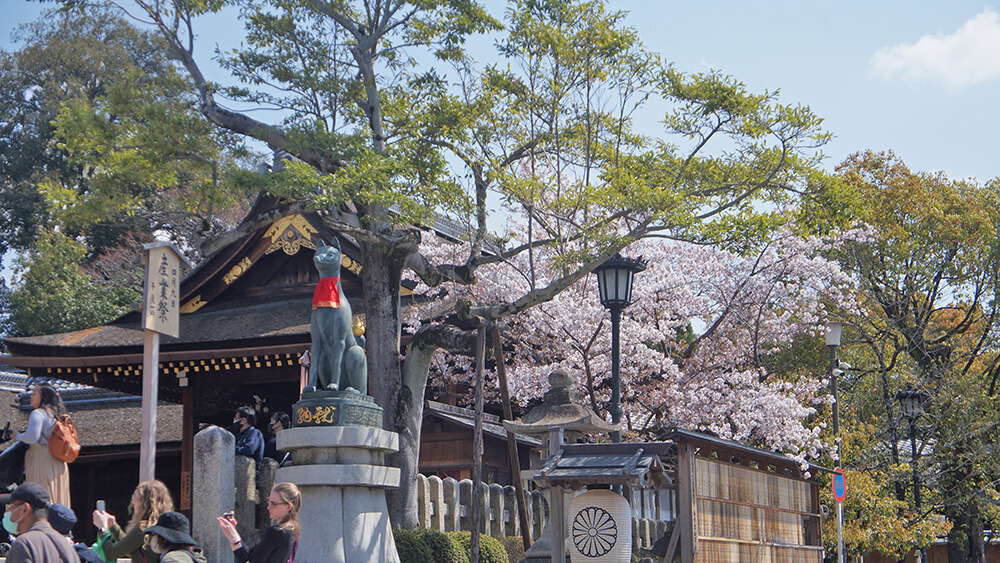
[18,409,55,446]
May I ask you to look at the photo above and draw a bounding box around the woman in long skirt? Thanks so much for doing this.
[14,383,71,506]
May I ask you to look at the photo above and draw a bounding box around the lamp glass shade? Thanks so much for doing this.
[593,254,646,309]
[897,389,926,419]
[596,267,634,306]
[824,322,843,346]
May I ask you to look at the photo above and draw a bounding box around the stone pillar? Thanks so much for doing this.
[234,455,259,545]
[192,426,234,563]
[276,425,401,563]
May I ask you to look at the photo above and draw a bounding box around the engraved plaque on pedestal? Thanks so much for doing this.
[294,390,383,429]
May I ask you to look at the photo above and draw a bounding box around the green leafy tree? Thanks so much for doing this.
[0,7,177,254]
[1,6,254,262]
[4,231,138,337]
[828,151,1000,560]
[820,466,950,560]
[61,0,834,527]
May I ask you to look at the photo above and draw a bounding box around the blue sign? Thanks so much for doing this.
[832,467,847,503]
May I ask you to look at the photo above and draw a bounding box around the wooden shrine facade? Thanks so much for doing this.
[3,202,378,510]
[2,198,508,517]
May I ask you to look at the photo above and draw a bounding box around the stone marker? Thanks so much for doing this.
[192,426,235,563]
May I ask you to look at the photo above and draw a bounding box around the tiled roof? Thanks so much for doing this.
[0,367,181,447]
[5,295,313,351]
[425,400,541,446]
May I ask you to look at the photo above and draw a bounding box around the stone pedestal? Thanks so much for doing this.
[276,425,401,563]
[520,487,576,563]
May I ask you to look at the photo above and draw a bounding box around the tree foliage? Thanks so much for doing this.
[0,7,258,339]
[54,0,835,527]
[3,231,138,338]
[827,151,1000,560]
[408,226,857,463]
[0,7,188,254]
[820,467,950,560]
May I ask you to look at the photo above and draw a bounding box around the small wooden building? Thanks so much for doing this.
[420,400,541,484]
[666,429,823,562]
[522,430,824,562]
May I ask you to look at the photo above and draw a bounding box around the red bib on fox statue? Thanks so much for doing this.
[312,277,341,309]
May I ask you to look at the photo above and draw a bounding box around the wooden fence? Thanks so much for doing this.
[413,474,674,550]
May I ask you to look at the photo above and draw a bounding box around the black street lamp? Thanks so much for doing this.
[824,321,846,563]
[897,386,929,563]
[594,253,646,443]
[824,321,844,464]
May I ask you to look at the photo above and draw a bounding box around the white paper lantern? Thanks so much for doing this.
[568,489,632,562]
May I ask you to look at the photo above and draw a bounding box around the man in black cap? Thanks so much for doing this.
[0,482,80,562]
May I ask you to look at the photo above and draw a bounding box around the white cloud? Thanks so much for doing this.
[870,7,1000,93]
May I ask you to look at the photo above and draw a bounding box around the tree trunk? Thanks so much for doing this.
[948,507,986,563]
[388,324,478,528]
[358,239,405,432]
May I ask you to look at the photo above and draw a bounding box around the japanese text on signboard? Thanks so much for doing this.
[144,246,182,338]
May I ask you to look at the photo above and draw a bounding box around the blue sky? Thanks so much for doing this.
[3,0,1000,182]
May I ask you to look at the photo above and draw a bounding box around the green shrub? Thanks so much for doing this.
[448,531,509,563]
[418,529,469,563]
[498,536,526,563]
[394,528,433,563]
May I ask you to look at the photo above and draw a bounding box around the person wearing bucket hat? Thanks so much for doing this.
[143,512,205,563]
[0,483,80,562]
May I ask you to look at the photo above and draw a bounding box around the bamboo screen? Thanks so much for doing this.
[693,458,822,563]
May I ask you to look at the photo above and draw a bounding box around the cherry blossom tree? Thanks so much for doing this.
[407,224,861,461]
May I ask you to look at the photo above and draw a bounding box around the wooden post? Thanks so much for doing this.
[548,427,565,563]
[140,242,190,483]
[491,325,532,551]
[180,378,195,512]
[471,325,486,562]
[140,329,160,482]
[677,440,697,562]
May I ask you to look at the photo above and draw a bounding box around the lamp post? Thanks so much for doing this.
[825,322,844,463]
[897,387,928,563]
[594,253,646,443]
[824,321,844,563]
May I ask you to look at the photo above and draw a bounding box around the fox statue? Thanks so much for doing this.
[307,239,367,394]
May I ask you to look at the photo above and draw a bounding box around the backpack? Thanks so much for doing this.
[47,413,80,463]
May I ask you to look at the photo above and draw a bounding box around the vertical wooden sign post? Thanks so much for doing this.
[140,242,189,483]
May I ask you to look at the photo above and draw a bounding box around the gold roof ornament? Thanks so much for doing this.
[264,215,320,255]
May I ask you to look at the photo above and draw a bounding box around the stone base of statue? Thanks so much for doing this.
[277,393,400,563]
[293,389,383,428]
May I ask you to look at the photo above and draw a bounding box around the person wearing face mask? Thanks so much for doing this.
[143,512,206,563]
[233,407,264,467]
[262,412,290,465]
[0,482,80,562]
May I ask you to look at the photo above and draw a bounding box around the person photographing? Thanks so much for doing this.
[217,482,300,563]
